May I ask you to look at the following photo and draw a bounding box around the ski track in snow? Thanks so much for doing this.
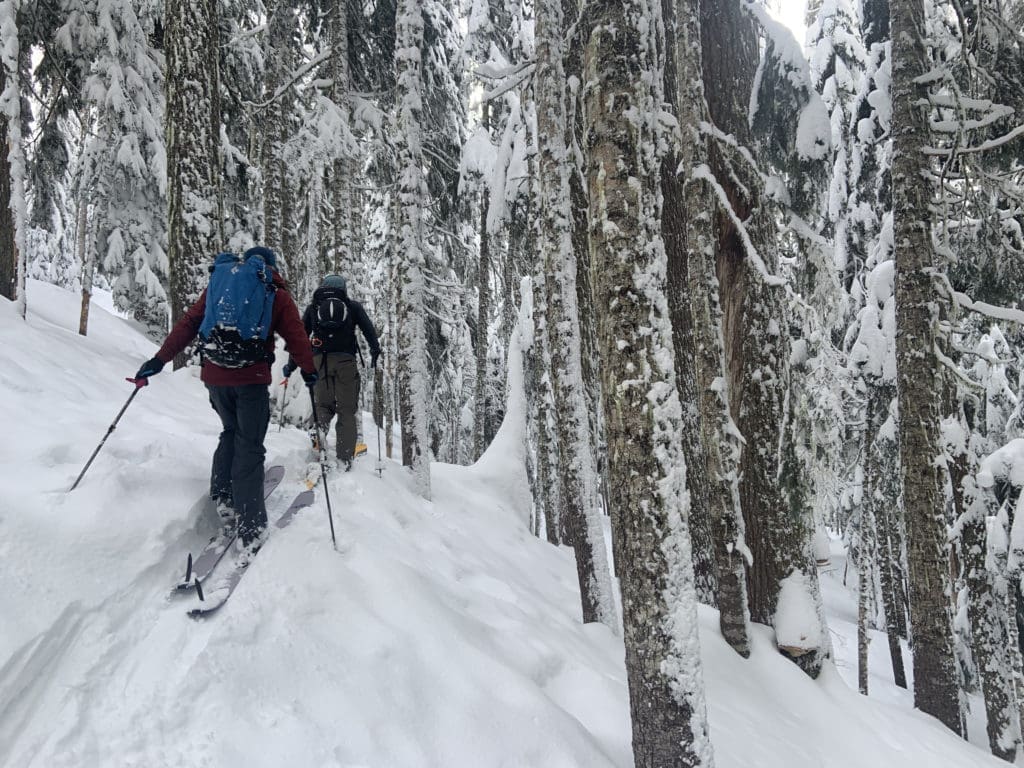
[0,281,1007,767]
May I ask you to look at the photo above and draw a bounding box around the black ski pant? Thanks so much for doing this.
[312,353,360,461]
[208,383,270,544]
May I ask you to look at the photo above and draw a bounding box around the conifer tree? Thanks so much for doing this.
[534,0,616,629]
[0,0,27,317]
[0,66,14,302]
[394,0,432,497]
[584,0,712,762]
[166,0,223,348]
[891,0,965,734]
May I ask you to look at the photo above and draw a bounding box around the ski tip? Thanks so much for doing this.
[195,578,206,603]
[185,552,193,582]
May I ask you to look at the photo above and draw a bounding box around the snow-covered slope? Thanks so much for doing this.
[0,282,1004,767]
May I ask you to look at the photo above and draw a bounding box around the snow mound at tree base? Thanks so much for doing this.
[0,282,1003,767]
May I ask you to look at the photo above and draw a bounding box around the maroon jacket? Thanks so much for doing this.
[156,272,315,387]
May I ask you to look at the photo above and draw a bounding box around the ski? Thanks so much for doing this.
[174,465,285,593]
[187,489,315,618]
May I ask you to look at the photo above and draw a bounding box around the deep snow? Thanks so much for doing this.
[0,281,1006,767]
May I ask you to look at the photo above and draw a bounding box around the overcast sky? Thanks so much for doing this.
[771,0,809,46]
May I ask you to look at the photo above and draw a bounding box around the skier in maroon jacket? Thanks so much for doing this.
[133,246,317,550]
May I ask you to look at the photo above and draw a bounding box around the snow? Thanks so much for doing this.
[774,571,825,653]
[0,281,1008,767]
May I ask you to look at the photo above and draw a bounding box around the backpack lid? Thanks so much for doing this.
[199,253,277,342]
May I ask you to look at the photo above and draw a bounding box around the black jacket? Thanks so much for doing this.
[302,289,381,359]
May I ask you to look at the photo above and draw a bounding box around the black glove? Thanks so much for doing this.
[282,360,296,379]
[371,350,381,370]
[135,357,165,380]
[301,370,318,390]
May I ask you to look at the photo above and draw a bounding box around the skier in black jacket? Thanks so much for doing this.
[283,274,381,469]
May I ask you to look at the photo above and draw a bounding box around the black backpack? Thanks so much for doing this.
[313,288,351,346]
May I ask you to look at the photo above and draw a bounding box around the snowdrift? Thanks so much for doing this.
[0,281,1004,767]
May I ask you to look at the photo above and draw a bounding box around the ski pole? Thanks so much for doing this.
[372,363,384,478]
[277,378,290,432]
[375,403,383,479]
[309,388,338,549]
[70,377,148,491]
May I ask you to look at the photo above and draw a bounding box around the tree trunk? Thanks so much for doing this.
[394,0,431,498]
[891,0,964,735]
[865,387,908,688]
[702,0,825,674]
[330,0,354,273]
[77,203,93,336]
[858,503,876,696]
[261,1,294,259]
[0,66,14,303]
[673,0,750,653]
[962,483,1019,761]
[661,0,717,607]
[584,0,713,763]
[0,24,27,317]
[535,0,617,629]
[166,0,222,362]
[530,270,561,545]
[473,106,492,462]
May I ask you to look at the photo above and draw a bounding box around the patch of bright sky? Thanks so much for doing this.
[768,0,810,47]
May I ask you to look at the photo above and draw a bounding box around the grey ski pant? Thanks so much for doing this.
[312,353,361,461]
[208,384,270,544]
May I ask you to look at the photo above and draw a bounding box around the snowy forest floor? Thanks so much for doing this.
[0,280,1007,767]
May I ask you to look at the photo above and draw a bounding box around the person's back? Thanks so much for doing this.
[302,277,377,361]
[291,274,380,469]
[135,246,317,550]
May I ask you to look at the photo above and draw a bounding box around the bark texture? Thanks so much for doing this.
[76,203,93,336]
[166,0,222,359]
[0,66,14,303]
[864,389,908,689]
[701,0,825,674]
[473,107,492,462]
[661,0,717,606]
[330,0,354,272]
[535,0,617,628]
[394,0,432,498]
[584,0,713,763]
[675,0,750,649]
[891,0,964,734]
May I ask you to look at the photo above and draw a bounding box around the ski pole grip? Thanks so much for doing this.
[126,377,150,388]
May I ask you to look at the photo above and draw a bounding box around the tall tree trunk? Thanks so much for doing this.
[473,106,492,462]
[77,203,93,336]
[394,0,431,498]
[330,0,354,272]
[858,502,876,696]
[584,0,713,763]
[261,1,293,257]
[962,477,1019,761]
[166,0,222,361]
[662,0,719,608]
[674,0,750,654]
[563,11,603,472]
[0,19,27,317]
[865,387,908,688]
[530,268,561,545]
[702,0,826,674]
[0,67,14,303]
[890,0,964,735]
[535,0,617,629]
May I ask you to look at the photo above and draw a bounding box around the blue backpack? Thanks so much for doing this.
[199,252,277,368]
